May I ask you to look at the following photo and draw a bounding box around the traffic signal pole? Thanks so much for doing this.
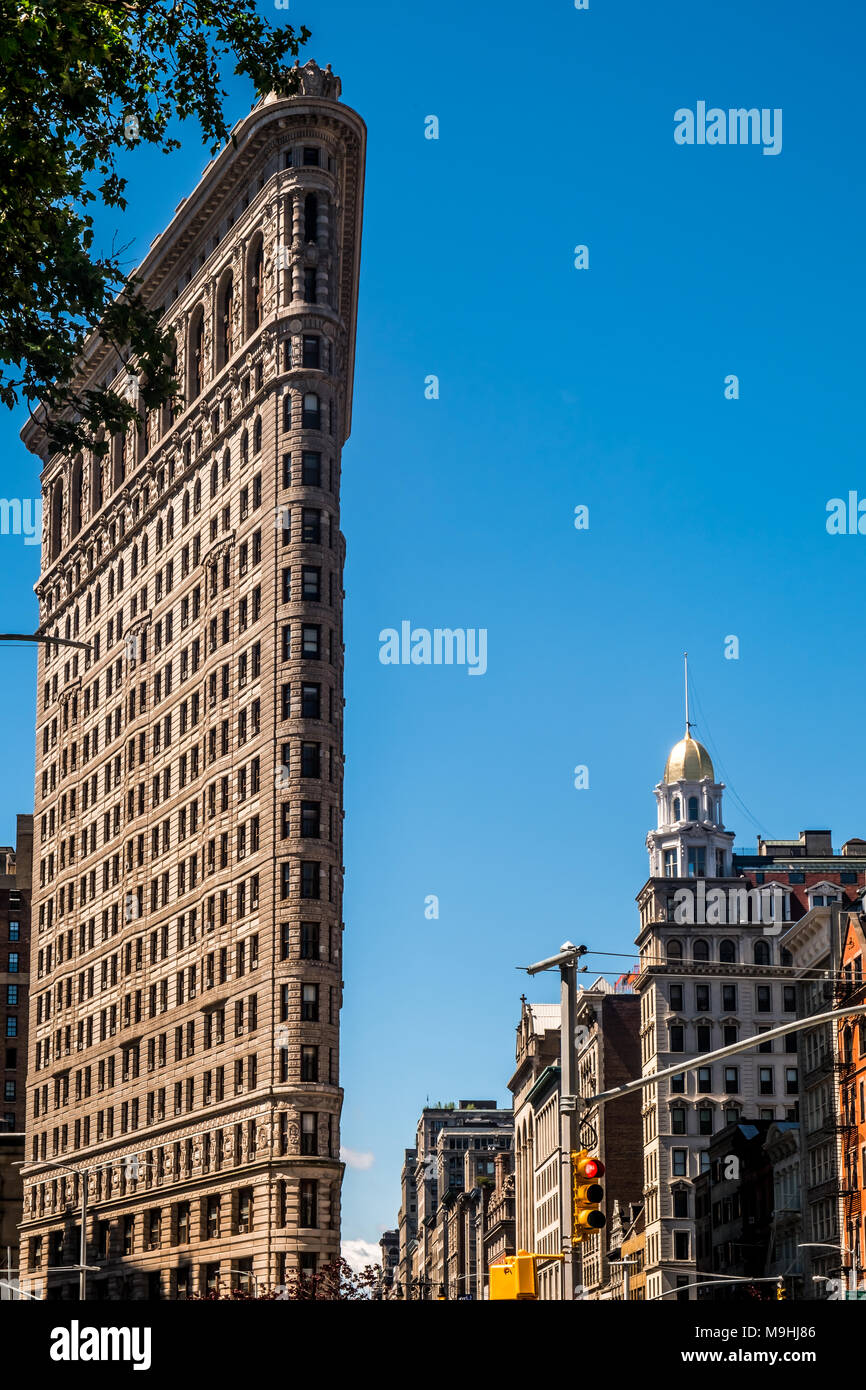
[560,951,580,1300]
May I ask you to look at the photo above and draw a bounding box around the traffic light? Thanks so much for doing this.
[776,1280,787,1301]
[572,1150,605,1242]
[489,1251,539,1301]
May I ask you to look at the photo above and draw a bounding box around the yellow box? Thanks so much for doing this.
[489,1252,538,1300]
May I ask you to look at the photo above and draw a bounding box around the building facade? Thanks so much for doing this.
[574,976,643,1298]
[694,1120,775,1300]
[430,1103,513,1300]
[837,908,866,1292]
[637,721,866,1303]
[394,1145,417,1298]
[0,815,33,1297]
[604,1199,645,1300]
[509,999,562,1299]
[19,60,365,1298]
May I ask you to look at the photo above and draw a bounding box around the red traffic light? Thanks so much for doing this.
[582,1157,604,1180]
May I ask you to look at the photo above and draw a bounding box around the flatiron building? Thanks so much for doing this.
[19,60,364,1299]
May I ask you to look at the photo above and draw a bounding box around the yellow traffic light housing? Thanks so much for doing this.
[489,1250,539,1301]
[776,1281,787,1301]
[572,1150,606,1243]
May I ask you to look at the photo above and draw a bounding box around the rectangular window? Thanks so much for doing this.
[301,1112,318,1156]
[300,1046,318,1082]
[299,1179,318,1228]
[300,922,320,960]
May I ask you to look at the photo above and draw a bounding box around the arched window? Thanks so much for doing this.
[219,271,234,366]
[156,519,164,551]
[754,940,771,966]
[70,456,83,537]
[210,464,218,499]
[49,478,64,561]
[94,584,101,616]
[73,607,79,636]
[190,308,206,399]
[719,939,737,964]
[108,570,115,601]
[222,449,231,484]
[117,560,124,591]
[688,796,699,821]
[304,192,318,244]
[64,616,71,641]
[253,417,262,454]
[113,433,127,491]
[91,449,104,514]
[283,394,292,432]
[166,507,174,541]
[86,594,92,623]
[673,797,681,821]
[182,491,190,526]
[241,430,249,466]
[132,545,138,578]
[666,939,683,961]
[193,480,201,513]
[249,239,264,333]
[142,534,149,565]
[693,939,710,962]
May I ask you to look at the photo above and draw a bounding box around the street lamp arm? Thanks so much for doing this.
[649,1275,784,1301]
[0,632,93,652]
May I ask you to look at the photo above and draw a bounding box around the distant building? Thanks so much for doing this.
[509,999,562,1299]
[694,1120,776,1300]
[574,976,642,1299]
[395,1146,417,1298]
[405,1100,511,1300]
[483,1151,515,1283]
[0,815,33,1299]
[378,1229,398,1297]
[604,1199,645,1300]
[432,1103,513,1300]
[764,1120,801,1283]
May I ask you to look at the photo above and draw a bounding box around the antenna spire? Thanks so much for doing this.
[684,651,692,735]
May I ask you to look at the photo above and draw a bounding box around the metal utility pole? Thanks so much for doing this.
[525,941,586,1301]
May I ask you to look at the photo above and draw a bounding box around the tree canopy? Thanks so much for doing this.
[0,0,310,456]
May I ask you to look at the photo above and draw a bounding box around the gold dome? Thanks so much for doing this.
[664,734,714,784]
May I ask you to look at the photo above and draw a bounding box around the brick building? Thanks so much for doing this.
[836,908,866,1291]
[18,60,365,1299]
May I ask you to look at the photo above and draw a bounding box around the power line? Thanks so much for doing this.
[688,671,767,839]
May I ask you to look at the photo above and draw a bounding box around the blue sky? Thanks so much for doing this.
[3,0,866,1253]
